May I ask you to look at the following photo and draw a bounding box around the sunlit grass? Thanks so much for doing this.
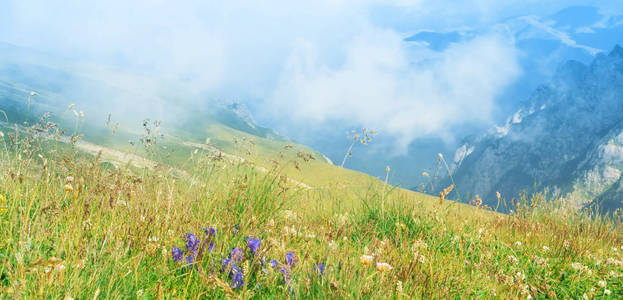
[1,118,623,299]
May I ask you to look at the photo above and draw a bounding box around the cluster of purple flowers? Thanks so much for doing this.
[247,237,261,255]
[222,247,246,288]
[171,227,218,266]
[205,227,217,252]
[171,228,325,291]
[314,263,325,275]
[171,233,200,264]
[220,237,262,288]
[265,252,297,282]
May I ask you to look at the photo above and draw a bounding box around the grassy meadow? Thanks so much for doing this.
[1,116,623,299]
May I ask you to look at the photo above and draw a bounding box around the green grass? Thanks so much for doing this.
[1,118,623,299]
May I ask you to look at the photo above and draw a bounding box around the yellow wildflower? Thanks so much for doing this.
[0,194,6,214]
[360,255,373,266]
[375,262,393,272]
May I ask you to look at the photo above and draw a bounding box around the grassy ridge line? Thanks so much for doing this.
[88,122,486,215]
[169,121,376,188]
[0,78,417,192]
[0,109,500,220]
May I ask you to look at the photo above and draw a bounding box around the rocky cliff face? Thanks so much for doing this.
[450,45,623,212]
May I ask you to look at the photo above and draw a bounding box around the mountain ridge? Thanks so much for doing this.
[448,44,623,212]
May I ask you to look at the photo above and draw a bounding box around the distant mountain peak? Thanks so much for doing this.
[553,59,587,86]
[226,102,257,130]
[609,44,623,59]
[449,46,623,212]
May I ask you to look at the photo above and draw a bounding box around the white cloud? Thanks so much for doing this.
[1,0,526,149]
[520,16,603,55]
[266,30,521,151]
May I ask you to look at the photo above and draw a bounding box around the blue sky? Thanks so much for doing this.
[1,1,621,152]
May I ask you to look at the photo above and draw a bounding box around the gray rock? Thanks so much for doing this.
[449,45,623,212]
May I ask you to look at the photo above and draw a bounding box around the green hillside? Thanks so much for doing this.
[1,80,623,299]
[0,77,424,192]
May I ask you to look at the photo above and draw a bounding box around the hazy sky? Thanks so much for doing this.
[1,0,618,151]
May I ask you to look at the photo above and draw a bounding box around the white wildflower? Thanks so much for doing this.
[282,210,298,221]
[533,255,547,266]
[411,239,428,251]
[607,257,623,266]
[375,262,393,272]
[328,240,337,250]
[515,272,526,281]
[571,262,583,270]
[417,254,426,264]
[396,281,403,293]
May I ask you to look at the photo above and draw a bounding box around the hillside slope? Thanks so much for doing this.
[1,101,622,298]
